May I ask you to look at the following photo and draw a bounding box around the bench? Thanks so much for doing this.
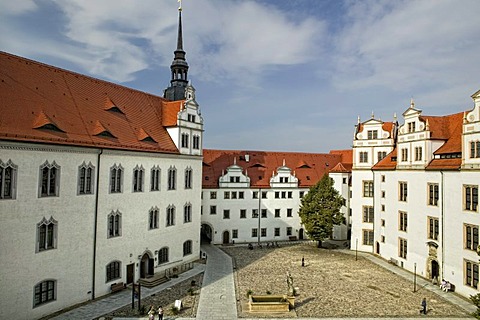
[110,282,125,293]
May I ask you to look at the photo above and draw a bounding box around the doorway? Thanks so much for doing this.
[126,263,134,284]
[201,223,213,244]
[223,230,230,244]
[375,241,380,254]
[140,253,154,279]
[431,260,439,281]
[299,228,304,240]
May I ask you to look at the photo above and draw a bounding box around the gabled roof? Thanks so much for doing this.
[372,149,397,170]
[0,51,179,154]
[202,149,343,188]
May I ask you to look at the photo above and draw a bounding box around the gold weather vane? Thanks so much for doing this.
[178,0,182,11]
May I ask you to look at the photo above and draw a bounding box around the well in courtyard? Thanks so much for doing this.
[222,243,470,318]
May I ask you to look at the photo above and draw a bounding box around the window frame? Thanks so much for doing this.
[107,210,122,238]
[133,165,144,193]
[149,207,159,230]
[78,162,95,195]
[36,217,58,253]
[150,166,161,191]
[109,164,123,194]
[183,240,192,256]
[166,205,175,227]
[39,161,60,197]
[106,261,121,282]
[167,167,177,190]
[464,185,479,212]
[33,280,56,307]
[158,247,169,264]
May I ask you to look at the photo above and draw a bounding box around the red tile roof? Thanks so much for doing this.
[372,149,397,170]
[0,51,180,154]
[357,122,394,136]
[202,149,343,188]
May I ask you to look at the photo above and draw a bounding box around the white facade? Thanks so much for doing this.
[350,91,480,299]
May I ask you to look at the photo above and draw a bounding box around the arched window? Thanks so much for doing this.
[149,207,159,230]
[110,164,123,193]
[167,167,176,190]
[150,166,161,191]
[34,280,56,307]
[158,247,169,264]
[37,217,57,252]
[0,159,17,199]
[108,210,121,238]
[181,133,189,148]
[39,161,60,197]
[183,240,192,256]
[106,261,121,282]
[166,205,175,227]
[184,167,192,189]
[133,165,144,192]
[184,203,192,223]
[78,162,95,195]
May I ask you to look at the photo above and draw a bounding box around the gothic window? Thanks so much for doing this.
[37,217,57,252]
[185,167,192,189]
[133,165,144,192]
[168,167,176,190]
[0,159,17,199]
[151,166,160,191]
[110,164,123,193]
[184,203,192,223]
[78,162,94,195]
[166,205,175,227]
[149,207,159,230]
[183,240,192,256]
[107,210,121,238]
[39,161,60,197]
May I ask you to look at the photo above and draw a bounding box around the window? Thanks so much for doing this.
[252,209,258,218]
[223,209,230,219]
[40,161,60,197]
[193,135,200,150]
[381,175,385,182]
[239,191,244,199]
[168,167,176,190]
[362,229,373,245]
[359,151,368,163]
[252,228,258,237]
[465,224,479,251]
[261,228,267,237]
[108,210,121,238]
[231,191,237,199]
[158,247,169,264]
[240,209,246,219]
[367,130,378,140]
[37,217,57,252]
[262,191,268,199]
[363,181,374,197]
[377,151,387,162]
[381,191,385,198]
[363,206,374,223]
[381,235,385,243]
[34,280,55,307]
[210,191,217,199]
[281,191,286,198]
[133,166,144,192]
[288,191,293,198]
[253,191,258,199]
[184,203,192,223]
[106,261,121,282]
[408,122,416,133]
[401,148,408,162]
[399,182,408,202]
[166,206,175,226]
[287,208,293,217]
[286,227,292,236]
[399,211,408,232]
[0,160,17,199]
[399,238,407,258]
[275,209,281,218]
[232,229,238,239]
[381,204,385,212]
[184,168,192,189]
[428,217,439,240]
[465,260,479,289]
[149,207,159,230]
[261,209,267,218]
[428,183,439,206]
[415,146,422,161]
[224,191,230,199]
[183,240,192,256]
[230,176,240,183]
[300,191,305,198]
[150,166,160,191]
[464,185,478,211]
[381,219,385,227]
[188,114,196,122]
[470,141,480,158]
[275,191,280,199]
[78,162,94,195]
[274,228,280,237]
[181,133,189,148]
[110,164,123,193]
[210,205,217,215]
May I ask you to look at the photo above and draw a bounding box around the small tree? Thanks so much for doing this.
[471,293,480,319]
[298,174,345,247]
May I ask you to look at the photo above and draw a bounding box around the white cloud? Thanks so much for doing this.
[0,0,37,15]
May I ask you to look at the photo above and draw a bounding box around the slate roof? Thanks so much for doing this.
[202,149,345,188]
[0,51,181,154]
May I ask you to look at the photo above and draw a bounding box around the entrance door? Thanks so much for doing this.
[375,241,380,254]
[223,231,230,244]
[299,228,304,240]
[431,260,439,280]
[148,258,154,276]
[140,253,150,278]
[201,224,213,244]
[126,263,134,284]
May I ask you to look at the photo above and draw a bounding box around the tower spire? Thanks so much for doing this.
[163,1,190,101]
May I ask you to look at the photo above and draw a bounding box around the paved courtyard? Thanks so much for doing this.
[221,243,471,318]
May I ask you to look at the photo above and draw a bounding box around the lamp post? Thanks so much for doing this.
[413,263,417,292]
[355,238,358,261]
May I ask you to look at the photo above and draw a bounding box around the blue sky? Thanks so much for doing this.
[1,0,479,152]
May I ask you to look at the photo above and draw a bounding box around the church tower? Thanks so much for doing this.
[164,3,189,101]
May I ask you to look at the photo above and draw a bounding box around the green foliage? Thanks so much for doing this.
[171,306,179,315]
[247,289,253,297]
[298,174,345,244]
[471,293,480,319]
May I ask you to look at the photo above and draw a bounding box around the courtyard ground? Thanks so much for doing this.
[221,242,471,318]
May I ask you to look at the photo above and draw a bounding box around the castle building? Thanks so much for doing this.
[0,7,204,320]
[200,149,352,245]
[350,92,480,298]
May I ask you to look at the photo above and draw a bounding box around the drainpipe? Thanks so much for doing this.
[371,169,375,254]
[258,188,261,245]
[440,170,445,280]
[92,149,103,299]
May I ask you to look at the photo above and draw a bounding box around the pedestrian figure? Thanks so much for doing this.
[157,305,164,320]
[301,256,305,267]
[148,305,155,320]
[420,297,427,315]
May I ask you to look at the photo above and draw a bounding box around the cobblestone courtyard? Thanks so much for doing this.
[222,243,471,318]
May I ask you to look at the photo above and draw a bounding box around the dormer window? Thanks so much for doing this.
[407,122,416,133]
[367,130,378,139]
[188,114,196,122]
[280,177,289,183]
[229,176,240,183]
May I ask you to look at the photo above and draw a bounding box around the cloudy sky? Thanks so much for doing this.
[1,0,479,152]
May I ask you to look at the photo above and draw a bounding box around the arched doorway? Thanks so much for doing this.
[201,223,213,244]
[299,228,304,240]
[140,253,154,279]
[431,260,439,282]
[223,230,230,244]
